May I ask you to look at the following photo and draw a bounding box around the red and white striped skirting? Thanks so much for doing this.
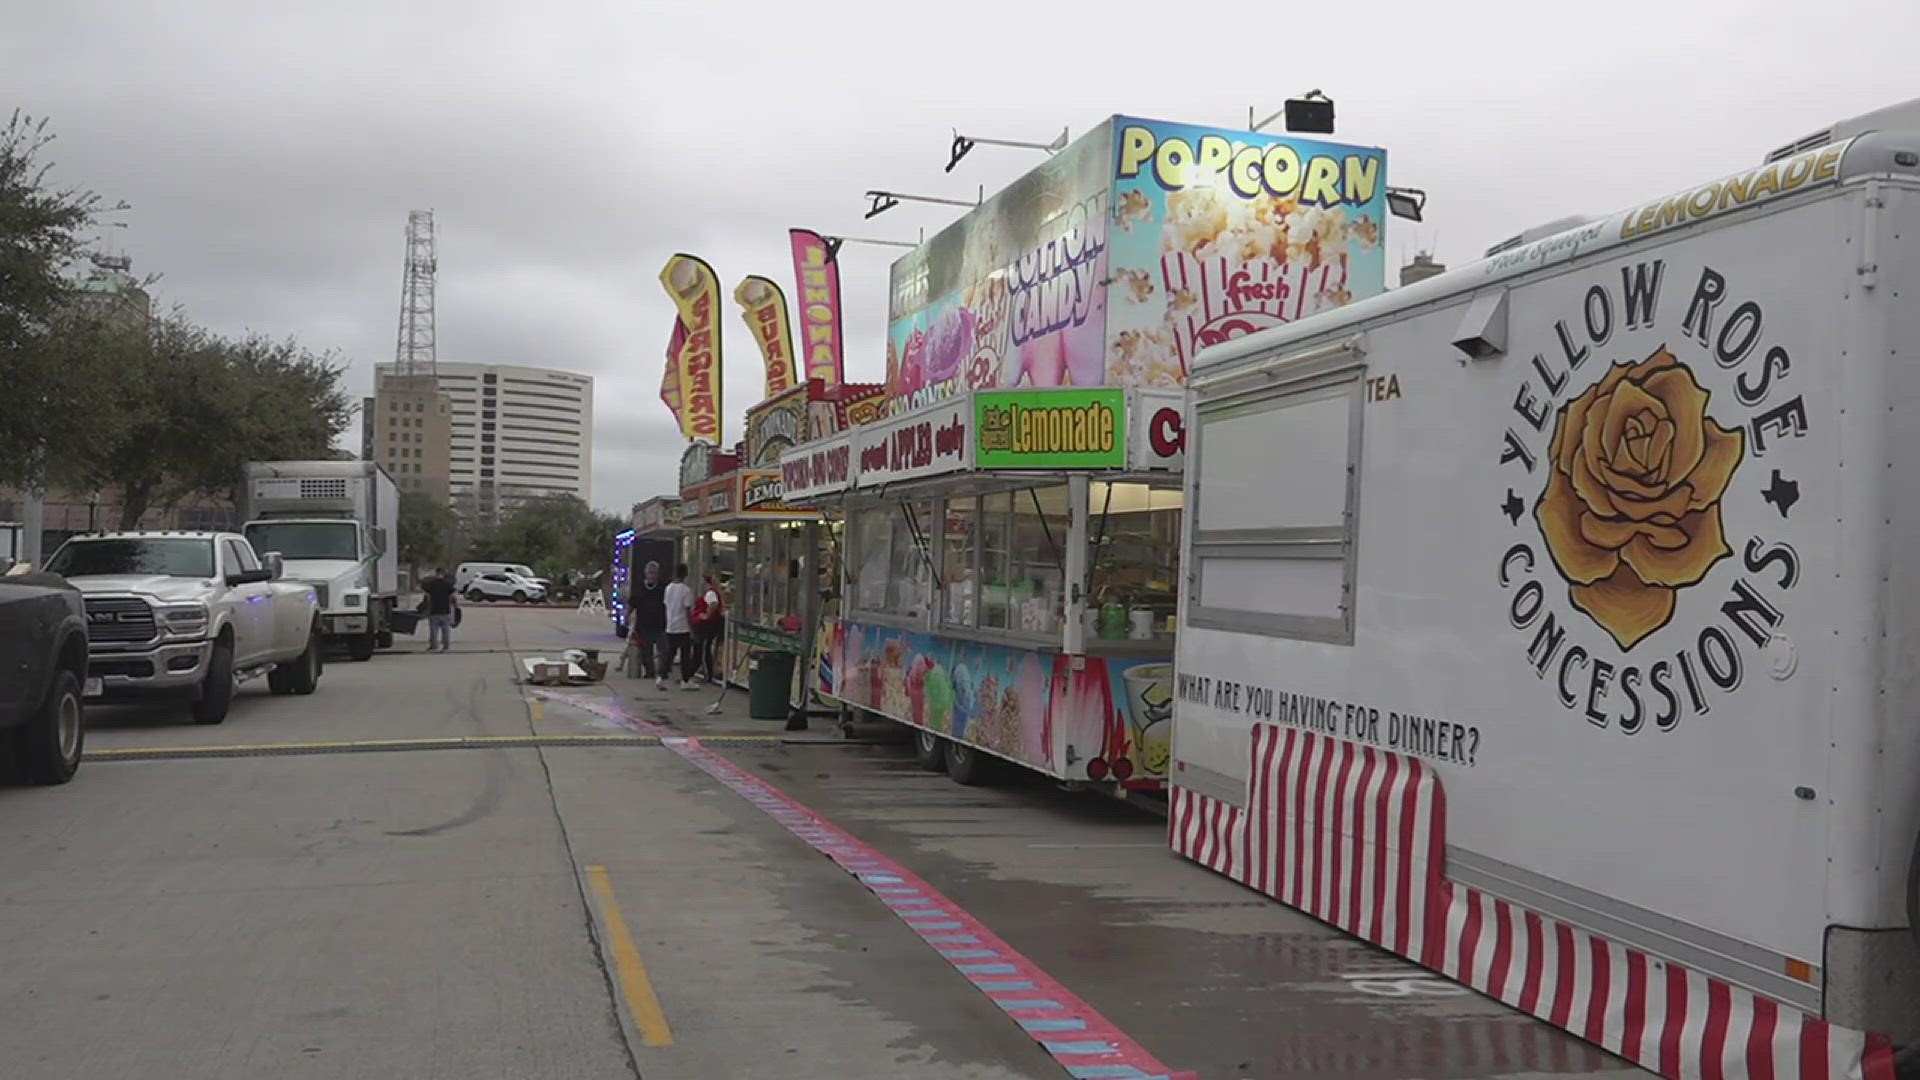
[1170,725,1899,1079]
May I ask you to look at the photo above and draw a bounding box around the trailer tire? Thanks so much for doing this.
[945,742,993,786]
[913,729,946,772]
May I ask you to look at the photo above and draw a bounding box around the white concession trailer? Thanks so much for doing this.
[1173,104,1920,1078]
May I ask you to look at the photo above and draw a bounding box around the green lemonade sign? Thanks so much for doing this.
[975,388,1127,468]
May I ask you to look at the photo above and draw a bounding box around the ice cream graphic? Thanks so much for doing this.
[925,305,976,386]
[925,666,954,734]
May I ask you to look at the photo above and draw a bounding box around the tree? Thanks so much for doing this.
[398,490,456,572]
[78,316,355,527]
[0,111,120,491]
[468,494,625,580]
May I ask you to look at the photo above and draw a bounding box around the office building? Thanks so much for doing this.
[377,361,593,520]
[365,372,453,502]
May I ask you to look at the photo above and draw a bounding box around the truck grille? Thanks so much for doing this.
[84,597,158,644]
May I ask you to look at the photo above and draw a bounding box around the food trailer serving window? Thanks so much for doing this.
[847,501,933,622]
[939,485,1069,638]
[1189,369,1362,644]
[1088,482,1183,638]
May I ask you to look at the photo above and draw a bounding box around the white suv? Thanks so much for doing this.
[463,572,546,603]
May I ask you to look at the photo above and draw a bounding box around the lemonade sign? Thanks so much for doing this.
[975,388,1126,469]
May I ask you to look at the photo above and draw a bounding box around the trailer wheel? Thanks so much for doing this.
[945,742,993,786]
[913,729,946,772]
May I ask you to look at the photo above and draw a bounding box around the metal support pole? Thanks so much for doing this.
[1063,475,1089,656]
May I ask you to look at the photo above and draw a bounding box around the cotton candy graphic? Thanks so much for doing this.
[925,305,975,386]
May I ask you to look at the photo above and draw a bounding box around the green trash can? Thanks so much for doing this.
[748,650,798,719]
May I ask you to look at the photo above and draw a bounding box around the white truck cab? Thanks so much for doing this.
[1173,107,1920,1076]
[242,461,399,661]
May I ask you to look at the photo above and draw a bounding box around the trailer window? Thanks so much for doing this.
[1190,372,1362,643]
[847,502,932,621]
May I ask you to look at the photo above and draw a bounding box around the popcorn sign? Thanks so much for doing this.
[1106,118,1387,384]
[883,116,1386,406]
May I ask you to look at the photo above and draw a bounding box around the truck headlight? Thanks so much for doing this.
[159,603,210,636]
[345,593,364,608]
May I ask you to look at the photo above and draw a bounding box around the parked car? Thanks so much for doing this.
[43,531,324,724]
[464,571,547,603]
[0,569,88,784]
[455,562,552,594]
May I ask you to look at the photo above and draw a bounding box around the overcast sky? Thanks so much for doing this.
[6,0,1917,514]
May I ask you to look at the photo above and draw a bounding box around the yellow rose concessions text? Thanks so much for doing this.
[1495,259,1805,736]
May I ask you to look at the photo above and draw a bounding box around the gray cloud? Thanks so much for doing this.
[7,0,1917,513]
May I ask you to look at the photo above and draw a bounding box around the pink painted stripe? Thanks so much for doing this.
[542,690,1193,1080]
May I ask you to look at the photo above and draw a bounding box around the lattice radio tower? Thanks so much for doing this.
[395,210,438,376]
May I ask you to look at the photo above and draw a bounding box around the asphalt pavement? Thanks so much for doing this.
[0,605,1645,1079]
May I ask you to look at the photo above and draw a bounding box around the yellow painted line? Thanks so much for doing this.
[585,864,675,1047]
[87,733,660,757]
[529,698,545,723]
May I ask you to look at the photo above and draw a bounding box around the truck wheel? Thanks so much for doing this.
[375,603,393,648]
[913,729,947,772]
[945,742,994,786]
[191,638,235,725]
[14,668,84,785]
[289,623,322,695]
[512,589,528,603]
[348,631,375,662]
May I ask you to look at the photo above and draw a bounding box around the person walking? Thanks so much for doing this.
[691,572,726,684]
[422,568,458,653]
[629,561,669,688]
[661,563,698,691]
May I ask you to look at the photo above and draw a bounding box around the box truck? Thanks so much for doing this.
[1172,102,1920,1078]
[242,461,400,661]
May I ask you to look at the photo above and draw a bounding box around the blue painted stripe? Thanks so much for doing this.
[1066,1067,1157,1079]
[1043,1039,1118,1055]
[858,873,903,884]
[901,910,951,920]
[923,934,979,944]
[908,921,963,930]
[938,949,1001,959]
[885,898,936,907]
[957,963,1019,975]
[971,979,1036,991]
[1019,1018,1089,1033]
[993,998,1064,1010]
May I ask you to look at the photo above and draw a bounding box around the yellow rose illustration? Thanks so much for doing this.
[1534,347,1745,649]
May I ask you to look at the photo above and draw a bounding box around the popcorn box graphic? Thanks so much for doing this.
[1159,253,1351,373]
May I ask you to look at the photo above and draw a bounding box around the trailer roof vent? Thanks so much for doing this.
[1765,97,1920,163]
[299,478,349,501]
[1483,215,1599,259]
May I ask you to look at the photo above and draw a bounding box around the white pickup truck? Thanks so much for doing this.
[43,531,324,724]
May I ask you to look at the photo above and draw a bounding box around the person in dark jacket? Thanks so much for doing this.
[629,561,670,687]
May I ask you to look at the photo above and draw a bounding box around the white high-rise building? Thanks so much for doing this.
[375,361,593,520]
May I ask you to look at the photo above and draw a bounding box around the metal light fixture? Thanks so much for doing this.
[946,126,1069,173]
[821,235,921,260]
[1251,90,1335,134]
[1386,187,1428,222]
[862,188,983,220]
